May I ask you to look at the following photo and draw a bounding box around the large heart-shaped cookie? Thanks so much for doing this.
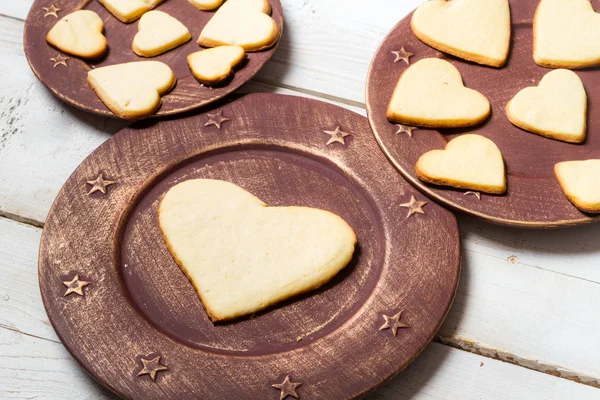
[187,46,246,85]
[158,179,357,322]
[87,61,176,120]
[415,134,506,194]
[386,58,490,128]
[198,0,280,52]
[132,10,191,57]
[98,0,163,23]
[411,0,511,67]
[46,10,107,59]
[534,0,600,68]
[507,69,587,143]
[555,160,600,212]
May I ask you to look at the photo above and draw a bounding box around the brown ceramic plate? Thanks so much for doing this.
[366,0,600,227]
[23,0,283,118]
[39,94,460,399]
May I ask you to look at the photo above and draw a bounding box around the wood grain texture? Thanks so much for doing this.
[23,0,283,118]
[38,94,460,399]
[366,0,600,227]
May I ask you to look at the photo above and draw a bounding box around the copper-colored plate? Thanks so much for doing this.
[24,0,283,118]
[39,94,460,399]
[366,0,600,227]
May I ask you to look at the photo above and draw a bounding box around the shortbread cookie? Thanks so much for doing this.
[507,69,587,143]
[158,179,357,322]
[189,0,223,10]
[98,0,164,23]
[188,46,246,85]
[87,61,176,120]
[415,134,506,194]
[198,0,280,52]
[411,0,511,67]
[133,11,191,57]
[387,58,490,128]
[46,10,107,59]
[534,0,600,68]
[555,160,600,212]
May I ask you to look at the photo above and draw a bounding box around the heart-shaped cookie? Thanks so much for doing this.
[132,10,191,57]
[158,179,357,322]
[189,0,223,10]
[535,0,600,68]
[198,0,280,52]
[188,46,246,85]
[555,160,600,212]
[507,69,587,143]
[411,0,511,67]
[87,61,176,120]
[386,58,490,128]
[46,10,107,59]
[98,0,164,23]
[415,134,506,194]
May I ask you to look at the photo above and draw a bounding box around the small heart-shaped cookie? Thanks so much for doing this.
[387,58,490,128]
[133,11,191,57]
[198,0,280,52]
[535,0,600,68]
[411,0,511,67]
[158,179,357,322]
[87,61,176,120]
[507,69,587,143]
[416,134,506,194]
[46,10,107,59]
[189,0,223,10]
[98,0,164,23]
[555,160,600,212]
[188,45,246,85]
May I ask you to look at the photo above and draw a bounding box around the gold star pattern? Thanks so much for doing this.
[86,174,116,195]
[43,4,61,18]
[204,110,230,130]
[392,47,414,65]
[137,355,168,382]
[272,375,301,400]
[379,311,410,337]
[464,191,481,200]
[324,126,351,146]
[63,275,90,297]
[399,195,428,218]
[395,124,416,137]
[50,54,68,68]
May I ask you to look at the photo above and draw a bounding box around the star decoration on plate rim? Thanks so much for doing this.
[464,191,481,200]
[43,4,61,18]
[137,355,168,382]
[63,274,90,297]
[50,54,68,68]
[392,47,414,65]
[204,110,230,130]
[272,375,302,400]
[86,174,116,195]
[395,124,416,137]
[399,195,428,218]
[379,310,410,337]
[324,126,351,146]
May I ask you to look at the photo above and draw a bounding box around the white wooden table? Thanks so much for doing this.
[1,1,600,398]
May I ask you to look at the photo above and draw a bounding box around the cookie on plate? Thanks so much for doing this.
[507,69,587,143]
[98,0,164,23]
[46,10,107,59]
[158,179,357,322]
[132,10,191,57]
[188,46,246,85]
[411,0,511,67]
[415,134,506,194]
[534,0,600,68]
[555,160,600,213]
[386,58,490,128]
[189,0,223,10]
[87,61,176,120]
